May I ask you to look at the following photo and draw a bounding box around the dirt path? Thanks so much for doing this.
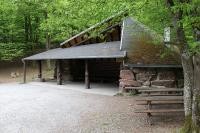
[0,62,53,83]
[0,82,183,133]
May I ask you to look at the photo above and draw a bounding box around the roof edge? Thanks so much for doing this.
[124,63,182,68]
[60,11,128,47]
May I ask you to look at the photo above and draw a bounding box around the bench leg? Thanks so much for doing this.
[147,113,152,125]
[147,101,152,109]
[119,86,126,93]
[147,101,152,125]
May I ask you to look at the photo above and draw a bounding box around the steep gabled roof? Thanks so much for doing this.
[121,17,181,65]
[60,11,127,48]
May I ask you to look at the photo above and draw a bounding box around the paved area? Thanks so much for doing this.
[0,82,183,133]
[31,81,119,96]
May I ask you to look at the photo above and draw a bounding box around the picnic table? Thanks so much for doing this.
[134,88,184,125]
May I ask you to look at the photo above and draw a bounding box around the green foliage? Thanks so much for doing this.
[0,0,131,61]
[130,0,200,54]
[180,115,200,133]
[2,0,132,42]
[180,96,200,133]
[128,90,137,96]
[0,0,199,61]
[0,43,32,60]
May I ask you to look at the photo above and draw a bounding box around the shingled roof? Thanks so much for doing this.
[121,18,181,65]
[24,41,126,60]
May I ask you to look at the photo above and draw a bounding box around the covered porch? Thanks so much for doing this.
[22,41,126,89]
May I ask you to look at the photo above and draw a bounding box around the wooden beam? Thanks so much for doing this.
[85,60,90,89]
[57,60,63,85]
[37,60,42,81]
[23,60,26,83]
[69,24,120,47]
[117,26,121,40]
[74,38,78,43]
[68,42,71,47]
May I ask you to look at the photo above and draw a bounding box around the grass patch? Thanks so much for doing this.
[115,90,138,97]
[180,115,200,133]
[114,92,124,96]
[128,90,137,96]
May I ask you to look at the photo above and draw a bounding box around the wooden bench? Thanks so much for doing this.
[124,87,183,96]
[135,96,183,124]
[129,86,185,125]
[137,100,183,105]
[124,86,183,90]
[135,109,184,113]
[134,109,184,125]
[138,88,183,93]
[139,93,183,96]
[139,88,183,96]
[136,96,183,101]
[135,96,183,114]
[124,86,150,90]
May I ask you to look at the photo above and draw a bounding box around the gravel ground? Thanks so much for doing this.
[0,82,184,133]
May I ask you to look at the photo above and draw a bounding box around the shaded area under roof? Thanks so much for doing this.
[23,41,126,60]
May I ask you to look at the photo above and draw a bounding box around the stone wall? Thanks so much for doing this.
[61,60,73,81]
[119,67,183,91]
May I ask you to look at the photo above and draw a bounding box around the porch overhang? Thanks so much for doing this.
[23,41,126,61]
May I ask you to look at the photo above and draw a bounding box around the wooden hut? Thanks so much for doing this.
[23,13,183,90]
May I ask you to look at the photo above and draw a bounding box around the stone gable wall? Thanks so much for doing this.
[119,67,183,91]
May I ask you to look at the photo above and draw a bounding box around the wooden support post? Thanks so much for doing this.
[38,60,42,81]
[53,62,57,79]
[23,60,26,83]
[85,60,90,89]
[147,100,152,125]
[57,60,62,85]
[147,113,152,125]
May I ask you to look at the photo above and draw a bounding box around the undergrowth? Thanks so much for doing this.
[180,115,200,133]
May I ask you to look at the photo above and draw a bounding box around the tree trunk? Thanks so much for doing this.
[192,55,200,128]
[181,51,193,116]
[165,0,200,129]
[24,16,29,42]
[35,17,39,44]
[28,15,32,42]
[44,11,51,69]
[46,33,51,69]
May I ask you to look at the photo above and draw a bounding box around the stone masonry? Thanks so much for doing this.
[119,67,183,91]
